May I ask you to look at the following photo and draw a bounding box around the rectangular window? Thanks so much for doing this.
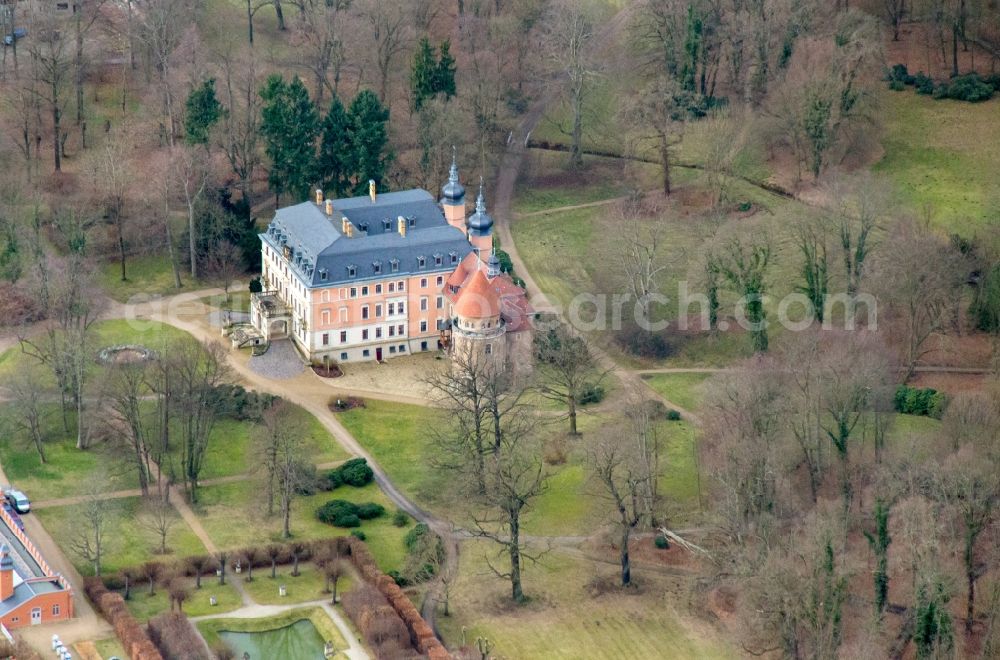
[435,255,443,266]
[421,341,428,351]
[376,327,382,338]
[436,275,444,286]
[420,278,428,288]
[485,344,492,355]
[373,262,382,274]
[350,287,357,298]
[389,325,396,337]
[398,302,405,314]
[437,296,444,309]
[322,333,329,346]
[398,324,404,335]
[391,260,399,272]
[52,604,60,616]
[437,319,445,330]
[398,280,405,291]
[399,344,406,352]
[341,352,348,361]
[388,302,395,315]
[389,345,396,354]
[320,269,328,281]
[348,265,356,277]
[361,285,369,296]
[363,349,370,357]
[340,331,347,343]
[375,304,383,317]
[420,320,428,332]
[388,282,395,293]
[418,256,426,268]
[362,329,369,340]
[375,283,382,294]
[362,306,369,320]
[420,297,428,311]
[340,307,348,322]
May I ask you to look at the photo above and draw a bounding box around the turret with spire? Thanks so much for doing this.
[466,178,494,254]
[440,147,467,233]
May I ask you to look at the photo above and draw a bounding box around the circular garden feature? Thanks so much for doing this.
[96,344,157,365]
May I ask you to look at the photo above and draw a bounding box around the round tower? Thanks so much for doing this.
[451,268,506,369]
[466,180,494,255]
[440,148,467,234]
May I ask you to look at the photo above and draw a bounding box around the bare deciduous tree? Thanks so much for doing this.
[139,498,177,555]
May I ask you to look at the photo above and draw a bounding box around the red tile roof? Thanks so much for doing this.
[454,269,501,319]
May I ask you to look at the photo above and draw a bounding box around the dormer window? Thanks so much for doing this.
[359,222,369,232]
[434,254,443,267]
[383,219,392,231]
[390,259,399,273]
[449,251,458,264]
[319,269,328,281]
[417,256,426,269]
[347,265,357,278]
[373,261,382,274]
[408,217,416,228]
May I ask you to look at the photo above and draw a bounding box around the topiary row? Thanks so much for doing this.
[84,578,163,660]
[315,499,385,528]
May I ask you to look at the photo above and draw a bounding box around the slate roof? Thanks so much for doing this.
[262,189,474,287]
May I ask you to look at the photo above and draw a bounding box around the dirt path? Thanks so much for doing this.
[515,195,631,218]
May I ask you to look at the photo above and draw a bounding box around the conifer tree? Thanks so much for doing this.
[184,79,224,146]
[435,40,457,99]
[410,37,438,111]
[260,75,319,203]
[317,96,353,197]
[347,90,391,195]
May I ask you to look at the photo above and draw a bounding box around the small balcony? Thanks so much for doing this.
[251,290,291,319]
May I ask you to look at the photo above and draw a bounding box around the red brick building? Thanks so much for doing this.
[0,508,73,629]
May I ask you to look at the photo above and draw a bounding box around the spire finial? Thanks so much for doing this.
[476,177,486,214]
[448,146,459,184]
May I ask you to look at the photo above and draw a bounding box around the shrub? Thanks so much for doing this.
[356,502,386,520]
[579,383,606,406]
[316,499,383,527]
[941,73,994,102]
[206,384,278,421]
[887,63,914,84]
[351,529,367,541]
[392,510,410,527]
[387,569,410,587]
[615,323,674,359]
[248,277,263,293]
[666,409,682,421]
[404,523,432,552]
[895,385,949,418]
[654,535,669,549]
[888,79,906,91]
[327,457,374,488]
[914,72,935,95]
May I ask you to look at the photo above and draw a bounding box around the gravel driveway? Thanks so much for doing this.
[248,339,306,379]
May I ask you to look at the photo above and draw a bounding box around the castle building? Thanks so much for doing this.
[250,159,532,368]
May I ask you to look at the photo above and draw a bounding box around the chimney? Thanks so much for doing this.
[0,545,13,601]
[315,188,323,205]
[368,179,377,203]
[341,217,349,234]
[325,199,334,216]
[398,216,406,237]
[345,222,354,238]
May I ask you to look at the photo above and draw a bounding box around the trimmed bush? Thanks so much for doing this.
[147,612,211,660]
[666,409,682,421]
[914,72,935,95]
[887,63,914,85]
[351,529,367,541]
[356,502,386,520]
[941,73,995,102]
[654,535,669,550]
[392,510,410,527]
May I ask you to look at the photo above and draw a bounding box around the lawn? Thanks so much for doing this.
[164,404,349,481]
[338,400,707,535]
[92,637,127,660]
[192,480,411,573]
[99,253,199,304]
[123,576,244,622]
[437,541,735,659]
[35,496,207,576]
[199,290,253,313]
[875,90,1000,236]
[640,373,712,412]
[240,562,355,606]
